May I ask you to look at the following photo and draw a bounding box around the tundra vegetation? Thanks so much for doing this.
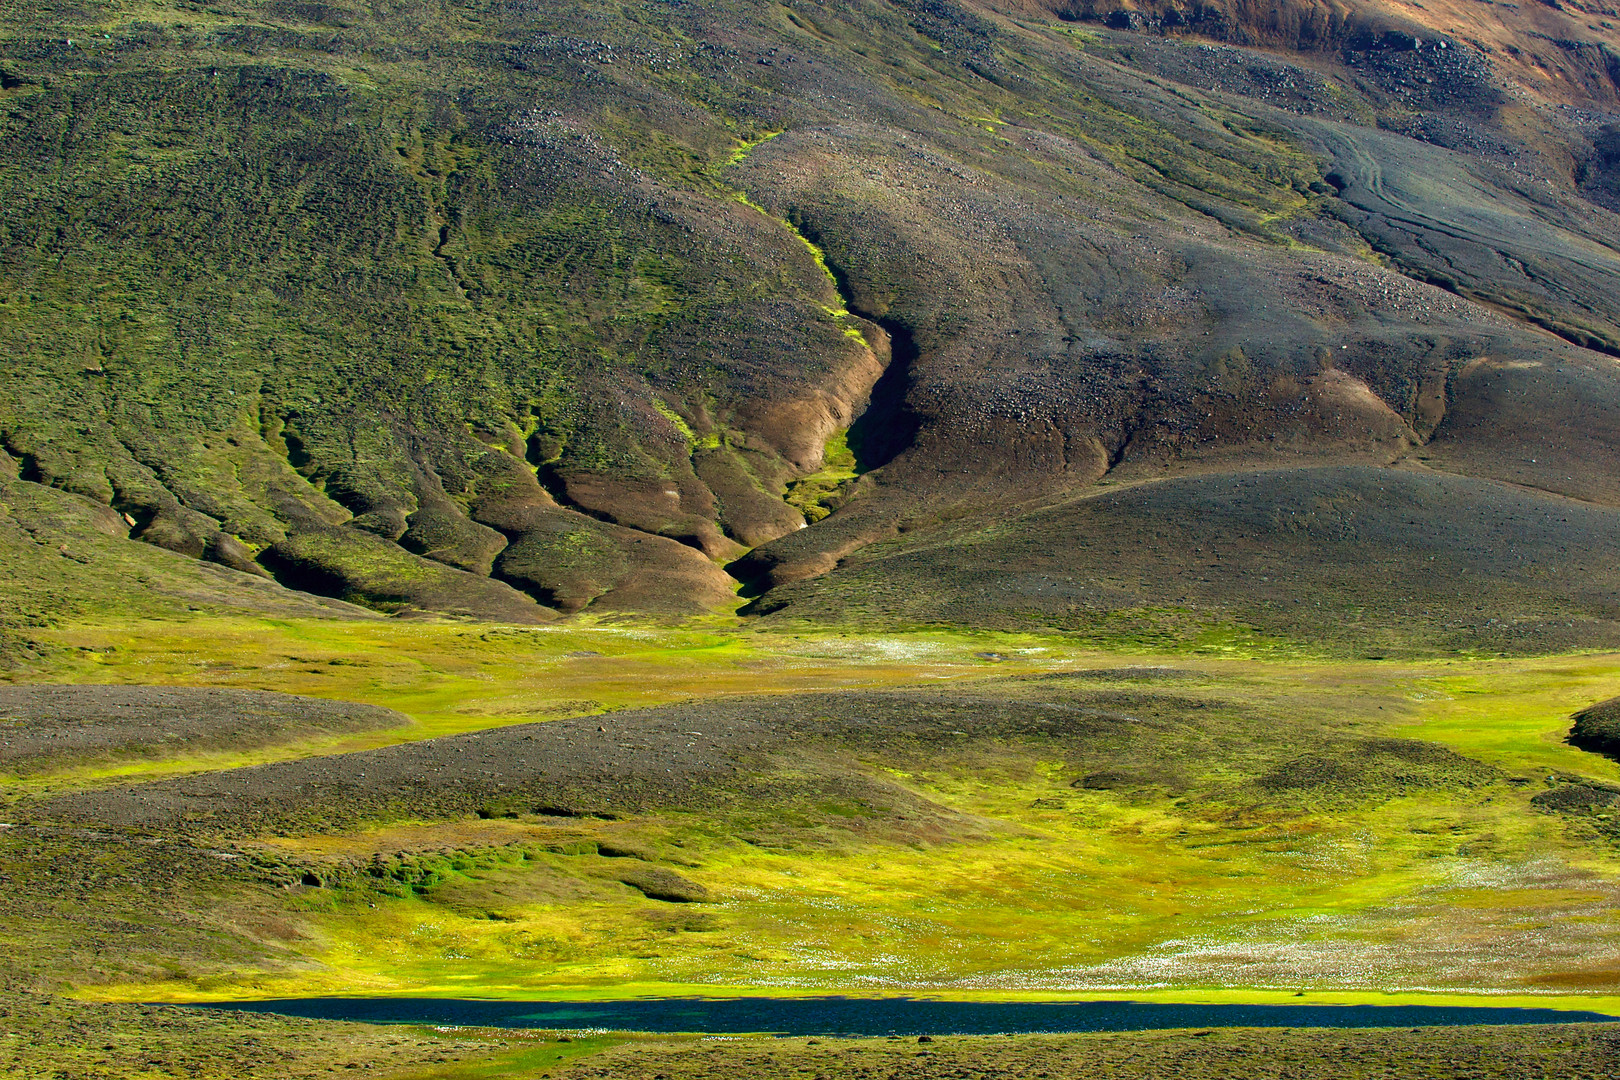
[8,0,1620,1072]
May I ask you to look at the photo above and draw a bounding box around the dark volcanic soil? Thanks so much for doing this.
[752,466,1620,654]
[559,1025,1620,1080]
[25,675,1491,836]
[7,0,1620,636]
[0,686,406,774]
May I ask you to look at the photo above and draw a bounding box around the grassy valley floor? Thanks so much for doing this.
[6,616,1620,1073]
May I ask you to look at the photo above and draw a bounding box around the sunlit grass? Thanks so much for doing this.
[20,615,1620,1006]
[383,1032,642,1080]
[1386,656,1620,783]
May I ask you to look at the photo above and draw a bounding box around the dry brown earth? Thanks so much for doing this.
[0,685,407,775]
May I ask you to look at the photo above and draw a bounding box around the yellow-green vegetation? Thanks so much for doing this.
[7,615,1075,791]
[784,430,860,523]
[10,6,1620,1080]
[386,1032,635,1080]
[9,614,1620,1012]
[650,401,699,448]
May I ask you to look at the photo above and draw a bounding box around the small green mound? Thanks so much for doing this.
[615,866,710,903]
[1254,737,1497,803]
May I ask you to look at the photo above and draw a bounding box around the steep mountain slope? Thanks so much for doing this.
[4,0,1620,649]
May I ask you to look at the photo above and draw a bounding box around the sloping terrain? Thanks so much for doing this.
[26,674,1493,834]
[13,2,1620,1066]
[3,0,1620,643]
[1572,694,1620,760]
[0,684,406,773]
[750,465,1620,654]
[2,625,1620,1072]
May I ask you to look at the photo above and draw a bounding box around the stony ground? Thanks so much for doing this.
[0,685,405,774]
[0,993,496,1079]
[23,672,1488,837]
[556,1026,1620,1080]
[752,466,1620,656]
[5,995,1617,1079]
[4,0,1620,641]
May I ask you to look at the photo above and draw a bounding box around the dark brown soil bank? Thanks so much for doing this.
[0,685,407,774]
[1571,697,1620,762]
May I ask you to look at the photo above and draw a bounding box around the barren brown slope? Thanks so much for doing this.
[2,0,1620,641]
[748,466,1620,655]
[0,685,407,775]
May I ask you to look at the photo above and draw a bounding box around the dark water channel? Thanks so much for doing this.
[187,996,1620,1035]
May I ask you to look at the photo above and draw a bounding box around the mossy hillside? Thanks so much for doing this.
[0,1,841,568]
[10,0,1618,631]
[0,0,877,617]
[0,465,375,671]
